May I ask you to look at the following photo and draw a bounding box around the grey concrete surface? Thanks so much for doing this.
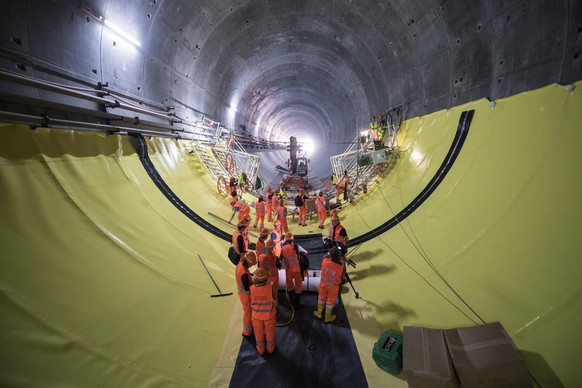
[1,0,581,183]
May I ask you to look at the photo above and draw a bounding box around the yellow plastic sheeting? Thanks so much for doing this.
[0,126,235,386]
[341,82,582,387]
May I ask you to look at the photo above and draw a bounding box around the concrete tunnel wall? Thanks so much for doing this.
[1,0,581,183]
[1,0,582,386]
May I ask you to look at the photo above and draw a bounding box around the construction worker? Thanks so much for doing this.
[242,215,252,249]
[270,220,283,258]
[258,239,281,290]
[235,200,251,223]
[335,171,350,202]
[266,187,274,222]
[369,115,378,140]
[312,191,327,229]
[328,209,338,237]
[295,188,308,227]
[231,221,248,264]
[270,190,279,221]
[254,195,266,229]
[236,251,257,337]
[256,228,270,256]
[314,246,344,323]
[328,216,349,251]
[250,267,277,355]
[229,176,238,195]
[274,198,289,234]
[281,232,308,309]
[378,113,387,143]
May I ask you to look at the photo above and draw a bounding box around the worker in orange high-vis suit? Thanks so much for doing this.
[250,267,277,355]
[328,216,349,250]
[314,246,344,323]
[235,199,251,223]
[236,251,257,337]
[258,239,281,291]
[313,191,327,229]
[231,221,248,264]
[270,220,283,258]
[274,198,289,233]
[255,228,270,256]
[270,191,279,222]
[281,232,308,309]
[296,188,308,227]
[253,195,266,229]
[265,187,274,222]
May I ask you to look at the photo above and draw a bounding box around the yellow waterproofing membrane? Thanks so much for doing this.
[0,81,581,387]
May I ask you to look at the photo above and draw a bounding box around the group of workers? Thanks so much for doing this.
[231,192,350,356]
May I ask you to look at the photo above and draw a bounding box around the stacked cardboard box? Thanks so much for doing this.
[403,326,459,387]
[403,322,531,387]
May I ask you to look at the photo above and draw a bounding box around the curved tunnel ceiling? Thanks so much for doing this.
[1,0,580,184]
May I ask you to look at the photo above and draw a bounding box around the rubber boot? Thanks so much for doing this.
[314,304,324,319]
[287,290,295,306]
[324,308,336,323]
[294,292,305,309]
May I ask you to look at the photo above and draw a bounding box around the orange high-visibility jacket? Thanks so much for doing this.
[250,283,276,320]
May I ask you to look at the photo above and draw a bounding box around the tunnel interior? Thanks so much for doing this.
[1,0,582,387]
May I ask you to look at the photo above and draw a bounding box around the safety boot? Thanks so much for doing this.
[286,290,295,305]
[314,304,324,319]
[324,308,336,323]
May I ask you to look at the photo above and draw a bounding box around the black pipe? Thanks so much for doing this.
[130,134,232,241]
[132,110,473,249]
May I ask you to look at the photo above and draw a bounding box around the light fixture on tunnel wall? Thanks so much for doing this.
[81,3,141,48]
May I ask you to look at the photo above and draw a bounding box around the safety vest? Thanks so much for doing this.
[256,201,266,216]
[275,205,286,220]
[256,238,266,256]
[321,257,344,287]
[271,228,282,245]
[258,253,278,284]
[329,223,348,246]
[237,201,249,214]
[315,196,326,210]
[271,194,278,209]
[235,262,251,294]
[369,120,378,130]
[281,244,300,272]
[250,283,276,320]
[232,231,244,254]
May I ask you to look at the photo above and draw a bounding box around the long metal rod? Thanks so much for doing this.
[0,68,182,124]
[0,111,179,138]
[197,253,233,297]
[0,68,114,106]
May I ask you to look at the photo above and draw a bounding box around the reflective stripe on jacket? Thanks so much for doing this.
[281,244,300,272]
[321,257,343,286]
[250,284,276,320]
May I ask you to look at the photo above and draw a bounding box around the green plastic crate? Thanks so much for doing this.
[372,331,403,375]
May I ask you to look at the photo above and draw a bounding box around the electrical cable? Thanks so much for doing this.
[275,289,295,327]
[375,183,487,325]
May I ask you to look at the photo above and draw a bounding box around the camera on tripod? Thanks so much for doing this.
[322,239,355,268]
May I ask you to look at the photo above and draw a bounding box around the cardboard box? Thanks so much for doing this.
[444,322,531,387]
[403,326,459,388]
